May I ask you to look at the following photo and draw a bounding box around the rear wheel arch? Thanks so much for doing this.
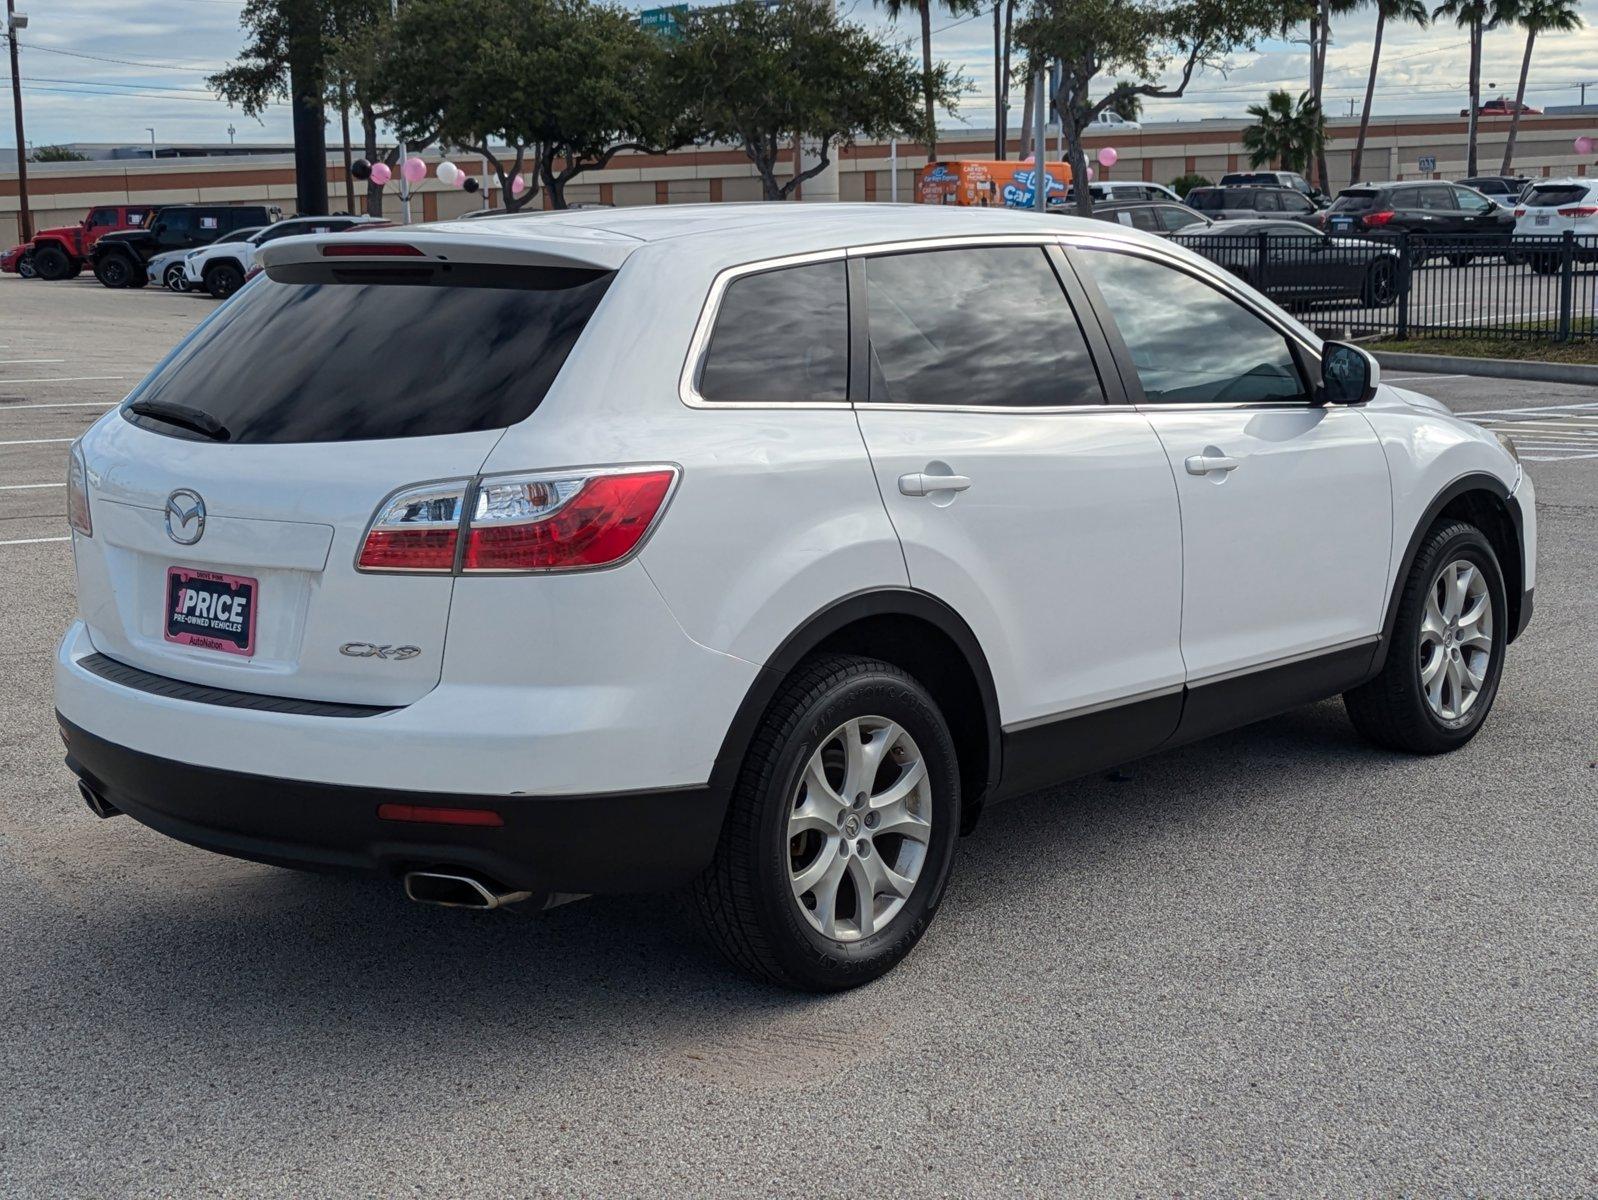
[709,590,1002,827]
[1374,473,1525,672]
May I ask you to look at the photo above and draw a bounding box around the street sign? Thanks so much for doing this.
[639,5,688,38]
[1418,155,1437,173]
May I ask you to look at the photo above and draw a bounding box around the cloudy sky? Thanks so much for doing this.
[6,0,1598,150]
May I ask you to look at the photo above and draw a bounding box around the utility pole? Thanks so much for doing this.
[391,0,410,222]
[1032,62,1047,213]
[992,1,1002,158]
[146,127,155,159]
[6,0,31,242]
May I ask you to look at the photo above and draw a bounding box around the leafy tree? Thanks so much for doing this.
[1298,0,1357,191]
[1167,171,1211,196]
[873,0,982,161]
[1104,91,1143,122]
[1242,89,1325,173]
[1017,0,1290,217]
[1499,0,1582,173]
[376,0,690,210]
[30,145,87,162]
[671,0,955,200]
[1349,0,1429,186]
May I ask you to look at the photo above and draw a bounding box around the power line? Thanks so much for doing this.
[18,41,226,73]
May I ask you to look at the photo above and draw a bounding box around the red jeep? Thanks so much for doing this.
[27,204,154,281]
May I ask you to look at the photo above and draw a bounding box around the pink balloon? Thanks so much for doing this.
[401,157,427,184]
[1085,165,1096,180]
[510,174,526,197]
[1577,136,1595,155]
[1097,146,1118,168]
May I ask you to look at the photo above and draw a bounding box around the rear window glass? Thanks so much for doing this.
[1329,191,1377,213]
[121,266,614,444]
[1525,185,1590,207]
[697,261,847,404]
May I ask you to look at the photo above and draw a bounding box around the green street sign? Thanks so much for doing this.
[639,5,689,38]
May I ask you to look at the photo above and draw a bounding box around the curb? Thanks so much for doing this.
[1371,350,1598,388]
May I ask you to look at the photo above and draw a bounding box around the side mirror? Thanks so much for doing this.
[1319,341,1379,405]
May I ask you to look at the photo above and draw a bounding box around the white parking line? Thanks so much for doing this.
[0,482,62,490]
[0,536,70,546]
[0,437,74,446]
[0,358,66,366]
[0,402,114,411]
[0,375,128,384]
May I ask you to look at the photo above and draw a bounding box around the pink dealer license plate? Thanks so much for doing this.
[164,567,258,657]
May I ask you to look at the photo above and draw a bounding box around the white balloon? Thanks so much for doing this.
[436,161,459,186]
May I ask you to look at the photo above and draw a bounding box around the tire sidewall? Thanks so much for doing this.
[207,264,242,299]
[754,671,961,988]
[1403,528,1508,743]
[33,245,71,281]
[94,253,131,288]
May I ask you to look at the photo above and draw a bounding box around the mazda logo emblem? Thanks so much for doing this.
[164,489,206,545]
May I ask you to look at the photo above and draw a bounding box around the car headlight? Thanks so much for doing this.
[1494,431,1520,464]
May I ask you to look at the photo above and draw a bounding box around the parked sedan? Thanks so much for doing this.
[1090,200,1214,236]
[1318,181,1514,264]
[1172,219,1405,307]
[2,242,33,277]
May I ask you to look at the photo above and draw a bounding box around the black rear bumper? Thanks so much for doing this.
[59,716,727,895]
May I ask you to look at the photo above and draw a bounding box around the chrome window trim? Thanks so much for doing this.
[678,248,853,411]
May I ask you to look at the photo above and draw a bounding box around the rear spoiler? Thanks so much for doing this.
[257,226,637,277]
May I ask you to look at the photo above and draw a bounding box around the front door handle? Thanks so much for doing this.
[1184,454,1239,476]
[898,472,973,497]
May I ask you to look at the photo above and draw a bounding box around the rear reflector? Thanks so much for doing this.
[462,469,676,572]
[377,803,504,827]
[321,242,426,257]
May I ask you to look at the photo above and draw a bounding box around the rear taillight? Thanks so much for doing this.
[1362,210,1395,226]
[356,466,677,575]
[66,442,91,537]
[244,264,263,282]
[321,242,425,257]
[1557,206,1598,217]
[357,482,468,572]
[1514,207,1527,217]
[463,468,677,572]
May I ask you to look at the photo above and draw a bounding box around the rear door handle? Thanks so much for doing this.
[898,472,973,497]
[1184,455,1239,476]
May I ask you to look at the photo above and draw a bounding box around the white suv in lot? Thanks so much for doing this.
[57,204,1535,990]
[1513,178,1598,271]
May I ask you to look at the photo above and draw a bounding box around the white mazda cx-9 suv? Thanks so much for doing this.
[56,204,1535,990]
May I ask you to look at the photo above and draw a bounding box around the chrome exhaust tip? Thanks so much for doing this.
[402,870,533,910]
[78,780,121,820]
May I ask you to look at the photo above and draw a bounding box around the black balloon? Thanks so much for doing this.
[350,158,372,181]
[463,177,480,194]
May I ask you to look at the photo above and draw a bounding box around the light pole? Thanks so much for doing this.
[227,123,235,145]
[5,0,30,242]
[146,127,156,159]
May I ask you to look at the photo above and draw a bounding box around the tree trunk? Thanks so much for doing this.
[992,1,1003,158]
[1062,97,1092,219]
[1311,0,1331,193]
[339,83,355,214]
[361,106,383,218]
[1501,29,1535,175]
[1019,70,1035,160]
[999,0,1015,157]
[920,2,937,160]
[1466,20,1482,177]
[1350,11,1383,187]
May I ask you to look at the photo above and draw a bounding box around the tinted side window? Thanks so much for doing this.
[1419,186,1456,210]
[1254,191,1281,212]
[87,208,114,227]
[1076,249,1306,406]
[161,210,196,234]
[1161,207,1206,232]
[864,246,1103,407]
[1454,187,1493,214]
[1282,193,1315,213]
[1390,187,1421,209]
[697,261,847,404]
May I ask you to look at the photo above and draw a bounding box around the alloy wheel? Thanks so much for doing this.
[787,716,932,941]
[1418,558,1493,722]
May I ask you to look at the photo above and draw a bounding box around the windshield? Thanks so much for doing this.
[1524,185,1590,208]
[121,265,614,444]
[1329,191,1379,213]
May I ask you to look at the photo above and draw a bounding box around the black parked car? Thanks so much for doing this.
[1187,186,1321,224]
[1088,200,1214,236]
[1454,175,1530,201]
[1172,220,1405,308]
[1317,181,1514,264]
[90,204,278,289]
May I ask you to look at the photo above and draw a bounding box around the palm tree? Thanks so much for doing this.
[1433,0,1511,177]
[876,0,980,161]
[1243,89,1325,173]
[1500,0,1583,173]
[1350,0,1430,185]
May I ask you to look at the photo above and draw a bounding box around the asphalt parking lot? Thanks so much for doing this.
[2,272,1594,1196]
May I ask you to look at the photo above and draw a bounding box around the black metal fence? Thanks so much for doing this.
[1174,229,1598,344]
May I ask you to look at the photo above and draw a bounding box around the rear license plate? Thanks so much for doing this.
[1332,217,1353,231]
[1535,213,1550,226]
[165,567,257,657]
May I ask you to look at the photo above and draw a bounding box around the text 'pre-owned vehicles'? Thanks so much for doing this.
[56,204,1534,991]
[90,204,279,289]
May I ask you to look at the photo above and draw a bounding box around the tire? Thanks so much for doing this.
[692,654,961,991]
[1407,240,1431,268]
[93,252,135,289]
[1446,252,1474,268]
[1362,257,1399,307]
[16,252,36,279]
[204,261,244,300]
[32,244,75,281]
[1530,252,1559,275]
[1344,520,1508,755]
[162,264,187,291]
